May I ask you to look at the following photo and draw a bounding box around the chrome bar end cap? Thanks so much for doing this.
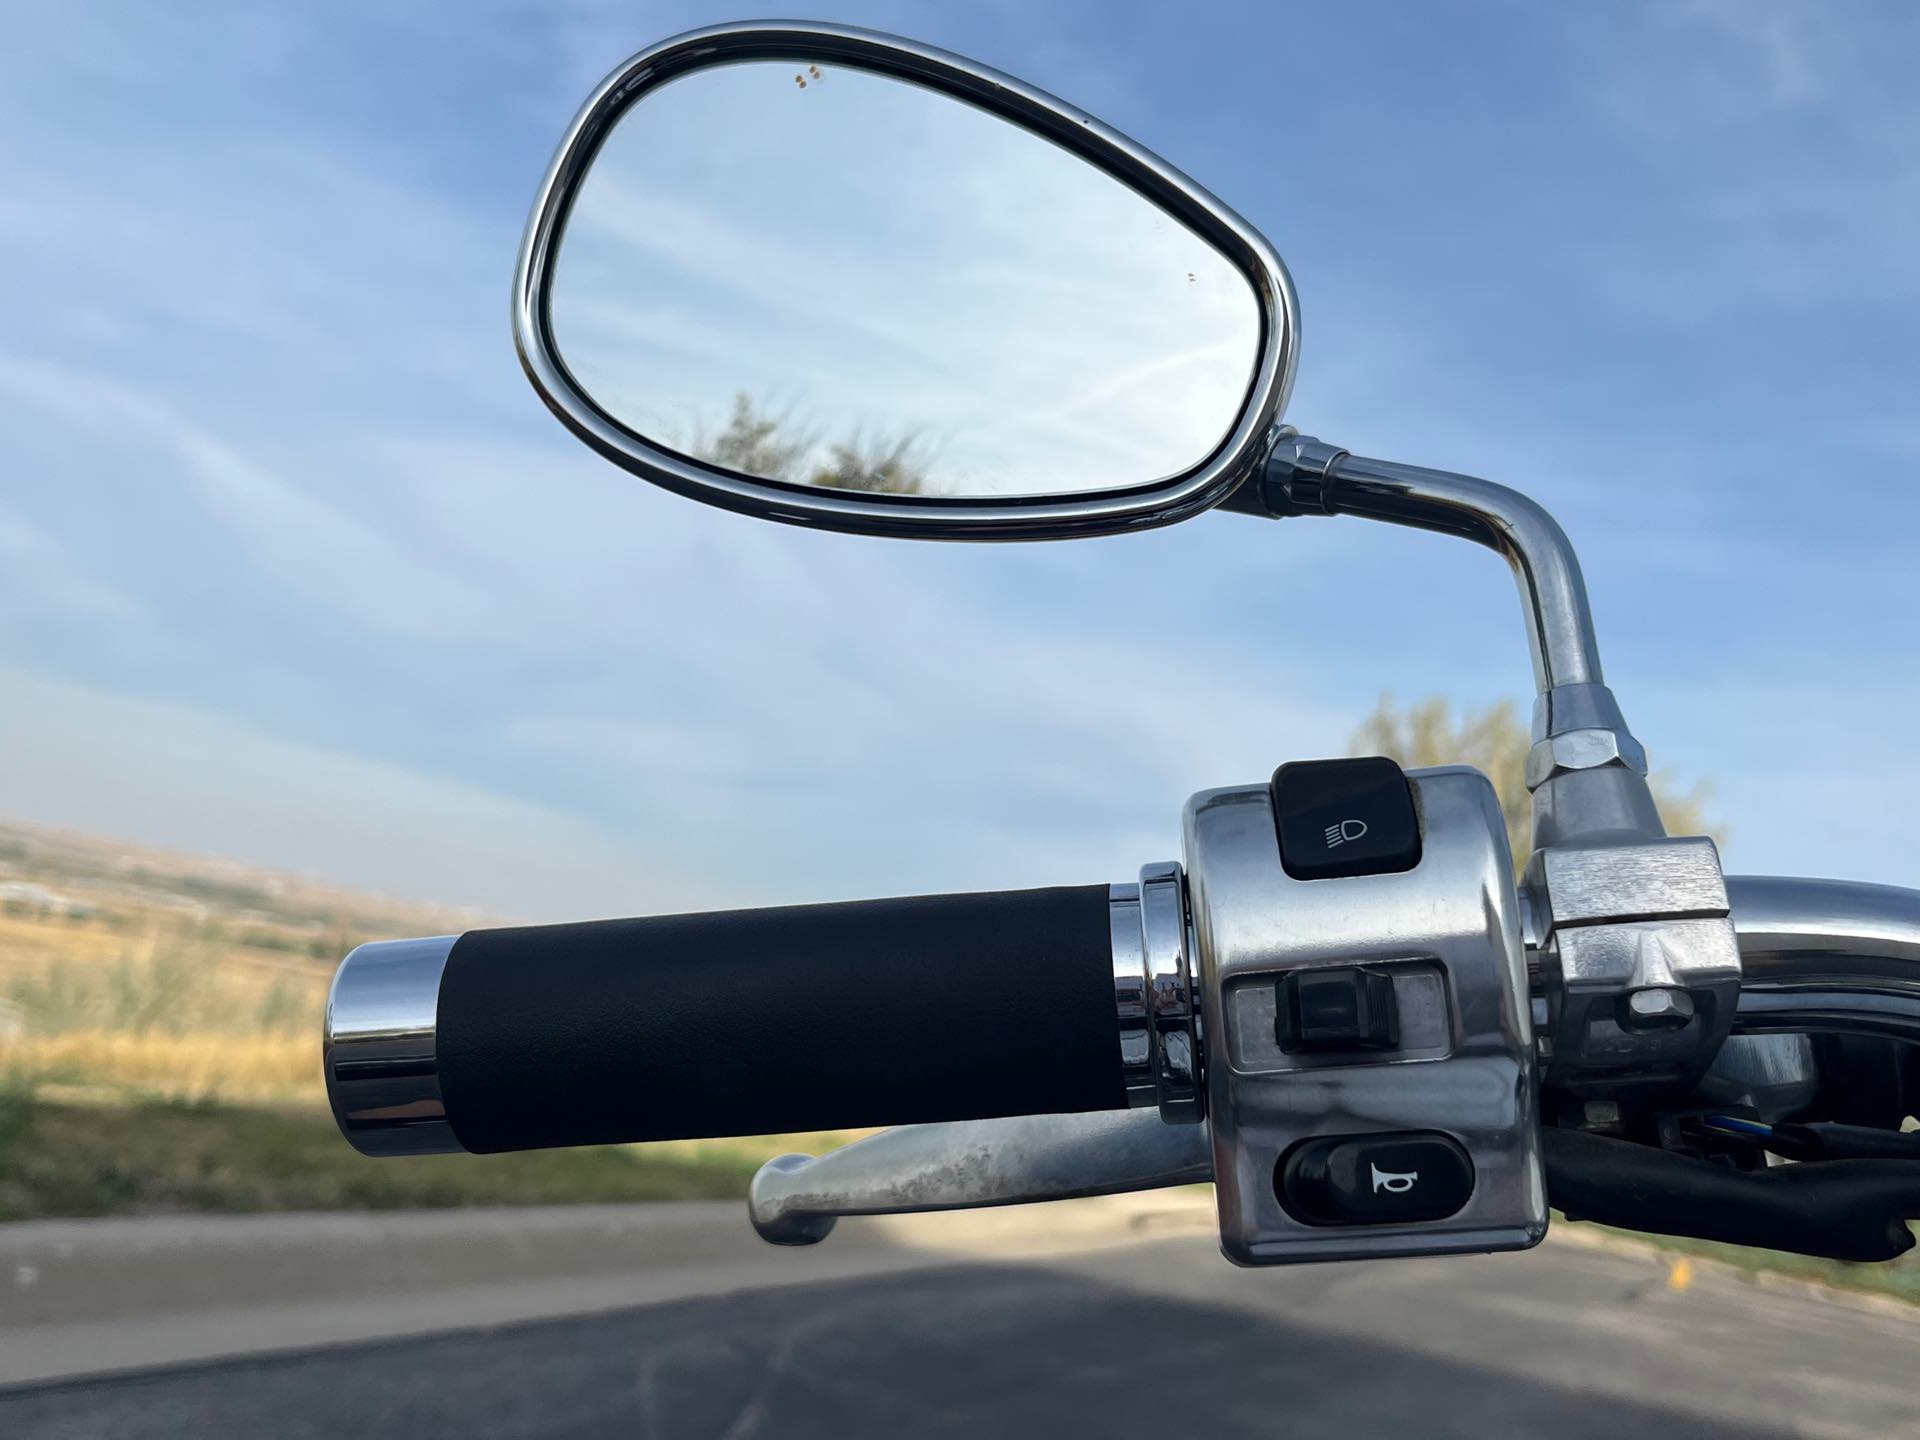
[323,934,466,1156]
[749,1153,840,1246]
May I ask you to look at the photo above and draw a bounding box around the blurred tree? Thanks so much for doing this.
[695,393,929,495]
[810,433,928,495]
[1350,695,1718,872]
[700,393,811,481]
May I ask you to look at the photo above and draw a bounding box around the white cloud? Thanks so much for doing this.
[0,356,493,643]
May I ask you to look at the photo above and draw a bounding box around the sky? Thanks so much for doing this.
[2,0,1917,921]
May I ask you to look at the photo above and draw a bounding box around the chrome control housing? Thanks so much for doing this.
[1185,766,1547,1264]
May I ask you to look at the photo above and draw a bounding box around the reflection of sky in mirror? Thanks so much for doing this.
[548,60,1260,497]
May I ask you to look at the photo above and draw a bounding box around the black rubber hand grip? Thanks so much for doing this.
[434,884,1125,1153]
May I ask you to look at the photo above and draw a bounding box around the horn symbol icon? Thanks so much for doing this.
[1323,818,1369,848]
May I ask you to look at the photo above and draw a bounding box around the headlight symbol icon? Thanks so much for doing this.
[1322,819,1369,849]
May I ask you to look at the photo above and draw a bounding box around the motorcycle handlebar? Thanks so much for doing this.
[326,870,1920,1159]
[325,885,1128,1156]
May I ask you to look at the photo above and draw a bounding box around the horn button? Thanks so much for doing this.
[1278,1132,1475,1226]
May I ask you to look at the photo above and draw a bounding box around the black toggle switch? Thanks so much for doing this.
[1276,965,1400,1053]
[1277,1132,1475,1226]
[1271,756,1421,881]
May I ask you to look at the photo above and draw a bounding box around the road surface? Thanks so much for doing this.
[3,1195,1916,1438]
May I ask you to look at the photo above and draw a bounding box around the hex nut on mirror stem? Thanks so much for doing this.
[1524,726,1649,790]
[1622,985,1695,1031]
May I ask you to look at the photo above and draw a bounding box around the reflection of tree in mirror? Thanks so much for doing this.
[810,432,928,496]
[697,393,813,481]
[693,392,930,496]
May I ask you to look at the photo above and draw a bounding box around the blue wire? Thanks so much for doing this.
[1703,1114,1774,1139]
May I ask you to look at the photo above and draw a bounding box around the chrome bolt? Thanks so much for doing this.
[1622,986,1695,1030]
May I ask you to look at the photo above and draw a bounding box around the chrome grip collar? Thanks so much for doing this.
[324,935,466,1156]
[1111,867,1203,1122]
[1111,883,1153,1106]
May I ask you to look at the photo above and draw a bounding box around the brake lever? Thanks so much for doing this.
[748,1109,1212,1245]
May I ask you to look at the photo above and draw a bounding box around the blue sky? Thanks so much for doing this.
[2,1,1917,919]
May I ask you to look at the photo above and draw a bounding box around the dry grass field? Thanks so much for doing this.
[0,817,840,1220]
[0,819,423,1108]
[0,917,328,1106]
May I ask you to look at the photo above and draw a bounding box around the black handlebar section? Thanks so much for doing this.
[1544,1128,1920,1263]
[434,885,1126,1153]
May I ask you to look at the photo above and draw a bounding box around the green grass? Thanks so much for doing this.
[1580,1218,1920,1307]
[0,1087,837,1222]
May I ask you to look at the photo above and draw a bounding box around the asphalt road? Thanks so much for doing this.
[4,1198,1918,1438]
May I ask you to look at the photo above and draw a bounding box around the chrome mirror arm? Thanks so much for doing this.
[1259,435,1662,838]
[1258,430,1668,854]
[748,1109,1212,1245]
[1259,433,1648,827]
[1258,433,1741,1090]
[1260,432,1605,701]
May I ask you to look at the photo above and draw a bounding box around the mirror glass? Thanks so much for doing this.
[546,59,1261,499]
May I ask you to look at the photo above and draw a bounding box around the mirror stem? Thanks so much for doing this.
[1260,432,1600,694]
[1254,431,1663,849]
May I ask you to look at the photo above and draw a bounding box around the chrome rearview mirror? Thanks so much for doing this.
[514,24,1651,914]
[514,22,1298,539]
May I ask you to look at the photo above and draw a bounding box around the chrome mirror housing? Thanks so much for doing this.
[514,21,1298,540]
